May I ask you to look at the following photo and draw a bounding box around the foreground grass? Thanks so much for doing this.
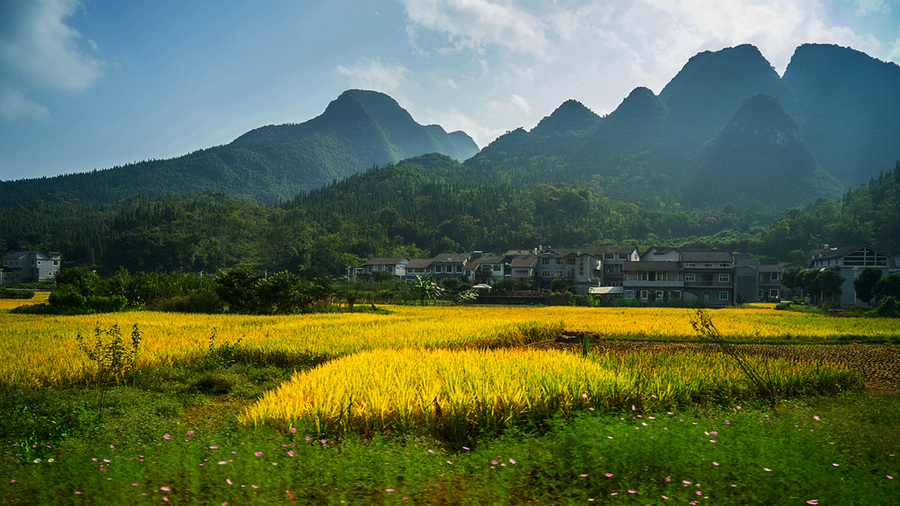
[1,391,897,505]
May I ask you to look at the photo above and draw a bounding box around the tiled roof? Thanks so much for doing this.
[680,250,733,262]
[406,259,433,269]
[432,253,471,263]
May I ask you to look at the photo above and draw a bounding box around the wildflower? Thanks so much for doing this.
[288,451,294,457]
[255,452,263,457]
[764,468,771,472]
[386,488,395,492]
[33,458,41,464]
[218,461,227,465]
[580,474,588,477]
[187,430,195,435]
[888,475,893,480]
[163,434,171,440]
[290,427,296,434]
[492,460,499,465]
[287,490,294,499]
[582,393,588,398]
[814,416,820,421]
[662,495,668,499]
[227,479,232,485]
[628,490,636,493]
[161,486,171,492]
[807,501,819,505]
[210,446,218,449]
[605,473,613,477]
[509,459,516,465]
[832,463,839,467]
[713,462,719,466]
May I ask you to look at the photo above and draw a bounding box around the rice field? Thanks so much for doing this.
[241,346,861,438]
[0,304,895,390]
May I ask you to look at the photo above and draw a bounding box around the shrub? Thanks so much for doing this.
[0,287,35,299]
[150,291,224,313]
[873,296,900,318]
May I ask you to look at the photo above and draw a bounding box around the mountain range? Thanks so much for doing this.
[0,90,478,206]
[1,43,898,212]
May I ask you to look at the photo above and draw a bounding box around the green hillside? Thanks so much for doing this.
[0,90,479,207]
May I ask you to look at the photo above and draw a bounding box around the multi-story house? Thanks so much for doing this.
[1,251,61,282]
[429,253,472,283]
[681,250,735,307]
[352,257,409,282]
[404,258,433,280]
[623,260,684,301]
[464,254,507,284]
[759,265,783,301]
[585,245,640,288]
[808,244,895,306]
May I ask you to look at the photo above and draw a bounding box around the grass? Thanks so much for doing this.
[0,303,897,504]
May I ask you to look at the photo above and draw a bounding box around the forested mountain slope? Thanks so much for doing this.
[0,90,478,207]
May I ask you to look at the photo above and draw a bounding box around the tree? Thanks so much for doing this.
[853,267,882,305]
[550,278,568,292]
[875,273,900,301]
[809,267,845,305]
[55,267,100,296]
[214,267,263,313]
[780,266,804,296]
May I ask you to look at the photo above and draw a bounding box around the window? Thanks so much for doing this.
[719,291,729,301]
[455,265,461,273]
[685,262,696,267]
[703,262,714,267]
[566,257,575,265]
[624,290,635,299]
[685,273,696,282]
[639,290,649,300]
[542,258,550,265]
[758,289,764,298]
[671,291,681,299]
[719,274,730,283]
[627,272,639,281]
[769,289,779,298]
[493,265,501,271]
[640,271,649,281]
[654,290,664,299]
[542,271,550,277]
[719,262,730,267]
[771,273,779,281]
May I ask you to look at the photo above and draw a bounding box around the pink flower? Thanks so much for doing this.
[163,434,170,440]
[764,468,772,472]
[605,473,613,477]
[187,430,194,435]
[255,452,262,457]
[386,488,395,492]
[713,462,719,466]
[290,427,296,434]
[161,486,171,491]
[288,451,294,457]
[509,459,516,464]
[807,501,819,505]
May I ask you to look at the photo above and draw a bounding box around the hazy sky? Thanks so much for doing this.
[1,0,898,181]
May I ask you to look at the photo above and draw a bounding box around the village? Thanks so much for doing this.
[353,243,899,308]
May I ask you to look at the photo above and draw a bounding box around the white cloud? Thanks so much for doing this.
[335,58,409,93]
[401,0,550,56]
[0,88,51,121]
[422,108,506,148]
[490,93,533,116]
[856,0,892,16]
[890,38,900,63]
[0,0,103,91]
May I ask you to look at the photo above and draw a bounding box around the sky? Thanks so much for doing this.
[1,0,899,181]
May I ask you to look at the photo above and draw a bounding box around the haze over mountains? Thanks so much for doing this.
[2,43,898,212]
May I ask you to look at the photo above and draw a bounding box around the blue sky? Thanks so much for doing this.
[1,0,898,181]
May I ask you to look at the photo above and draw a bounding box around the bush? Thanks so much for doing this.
[150,291,224,313]
[873,296,900,318]
[0,287,35,299]
[85,295,127,313]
